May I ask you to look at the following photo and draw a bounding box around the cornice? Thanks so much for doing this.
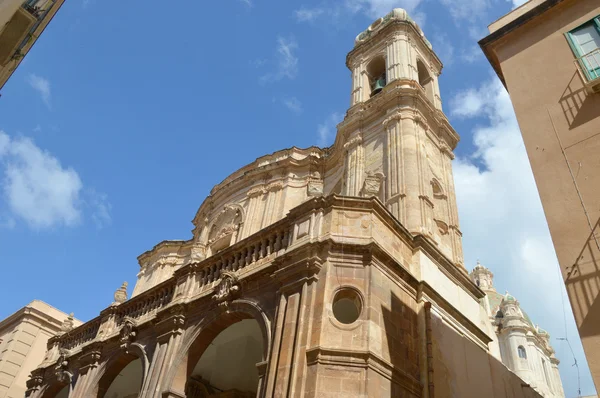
[334,79,460,151]
[347,19,443,73]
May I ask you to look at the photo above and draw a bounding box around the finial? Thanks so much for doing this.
[113,282,128,304]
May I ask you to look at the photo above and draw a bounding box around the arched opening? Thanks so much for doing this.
[517,345,527,359]
[366,56,386,97]
[96,354,143,398]
[417,60,435,103]
[186,319,263,397]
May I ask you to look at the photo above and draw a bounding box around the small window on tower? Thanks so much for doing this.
[366,56,386,97]
[518,345,527,359]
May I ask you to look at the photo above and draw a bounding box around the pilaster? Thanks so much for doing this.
[142,305,186,398]
[343,133,365,197]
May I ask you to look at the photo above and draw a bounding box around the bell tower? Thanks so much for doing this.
[339,8,464,268]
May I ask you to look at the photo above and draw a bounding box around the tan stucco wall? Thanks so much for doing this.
[482,0,600,390]
[0,301,80,398]
[0,0,22,32]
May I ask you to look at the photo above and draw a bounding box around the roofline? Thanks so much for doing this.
[0,300,81,331]
[479,0,567,89]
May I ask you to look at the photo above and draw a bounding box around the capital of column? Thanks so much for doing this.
[247,186,266,198]
[272,256,322,294]
[79,342,103,374]
[155,304,186,343]
[343,134,363,151]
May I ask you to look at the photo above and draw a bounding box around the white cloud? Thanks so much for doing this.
[460,45,484,63]
[511,0,528,8]
[239,0,252,7]
[317,112,342,147]
[432,33,455,66]
[294,0,425,26]
[346,0,423,16]
[282,97,303,114]
[27,74,51,109]
[451,78,590,395]
[294,7,325,22]
[0,131,112,230]
[439,0,490,22]
[261,36,298,83]
[0,131,81,228]
[89,189,112,229]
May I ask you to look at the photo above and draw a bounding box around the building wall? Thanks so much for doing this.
[0,0,66,90]
[482,0,600,387]
[0,0,22,32]
[0,301,80,398]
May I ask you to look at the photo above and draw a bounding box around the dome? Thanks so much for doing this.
[354,9,432,49]
[503,292,516,302]
[389,8,410,21]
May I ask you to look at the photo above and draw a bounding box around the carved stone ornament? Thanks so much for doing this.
[361,171,384,197]
[207,205,243,251]
[343,134,363,151]
[114,282,128,304]
[54,348,72,384]
[307,180,323,197]
[119,317,137,350]
[212,271,240,309]
[190,243,206,263]
[58,313,75,335]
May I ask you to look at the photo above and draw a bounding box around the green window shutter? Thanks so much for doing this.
[566,32,582,57]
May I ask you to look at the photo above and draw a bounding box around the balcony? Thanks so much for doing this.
[575,48,600,93]
[0,5,36,65]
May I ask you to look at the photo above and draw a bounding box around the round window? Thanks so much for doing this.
[332,289,362,324]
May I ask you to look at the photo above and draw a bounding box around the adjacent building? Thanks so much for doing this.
[471,263,564,397]
[0,301,80,398]
[0,0,65,91]
[480,0,600,390]
[25,8,556,398]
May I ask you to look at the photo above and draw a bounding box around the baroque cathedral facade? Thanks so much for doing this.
[26,9,563,398]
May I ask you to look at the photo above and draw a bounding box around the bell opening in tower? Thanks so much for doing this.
[367,56,386,97]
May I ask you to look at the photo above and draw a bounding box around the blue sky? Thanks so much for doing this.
[0,0,596,396]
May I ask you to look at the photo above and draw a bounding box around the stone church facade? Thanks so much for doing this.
[26,9,555,398]
[470,264,565,398]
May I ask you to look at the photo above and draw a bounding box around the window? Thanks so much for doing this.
[567,17,600,82]
[517,345,527,359]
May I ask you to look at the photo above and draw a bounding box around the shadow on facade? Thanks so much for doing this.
[559,72,600,130]
[566,216,600,339]
[380,291,420,397]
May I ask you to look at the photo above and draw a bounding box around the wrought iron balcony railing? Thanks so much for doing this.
[575,48,600,93]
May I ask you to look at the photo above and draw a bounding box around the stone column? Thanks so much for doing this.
[386,33,412,82]
[350,63,365,106]
[261,182,283,229]
[432,74,443,111]
[440,143,464,268]
[69,343,103,398]
[244,186,265,239]
[383,113,405,223]
[384,111,426,232]
[141,305,186,398]
[266,260,321,397]
[343,133,364,197]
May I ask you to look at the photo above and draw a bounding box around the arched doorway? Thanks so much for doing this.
[185,319,263,397]
[96,354,143,398]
